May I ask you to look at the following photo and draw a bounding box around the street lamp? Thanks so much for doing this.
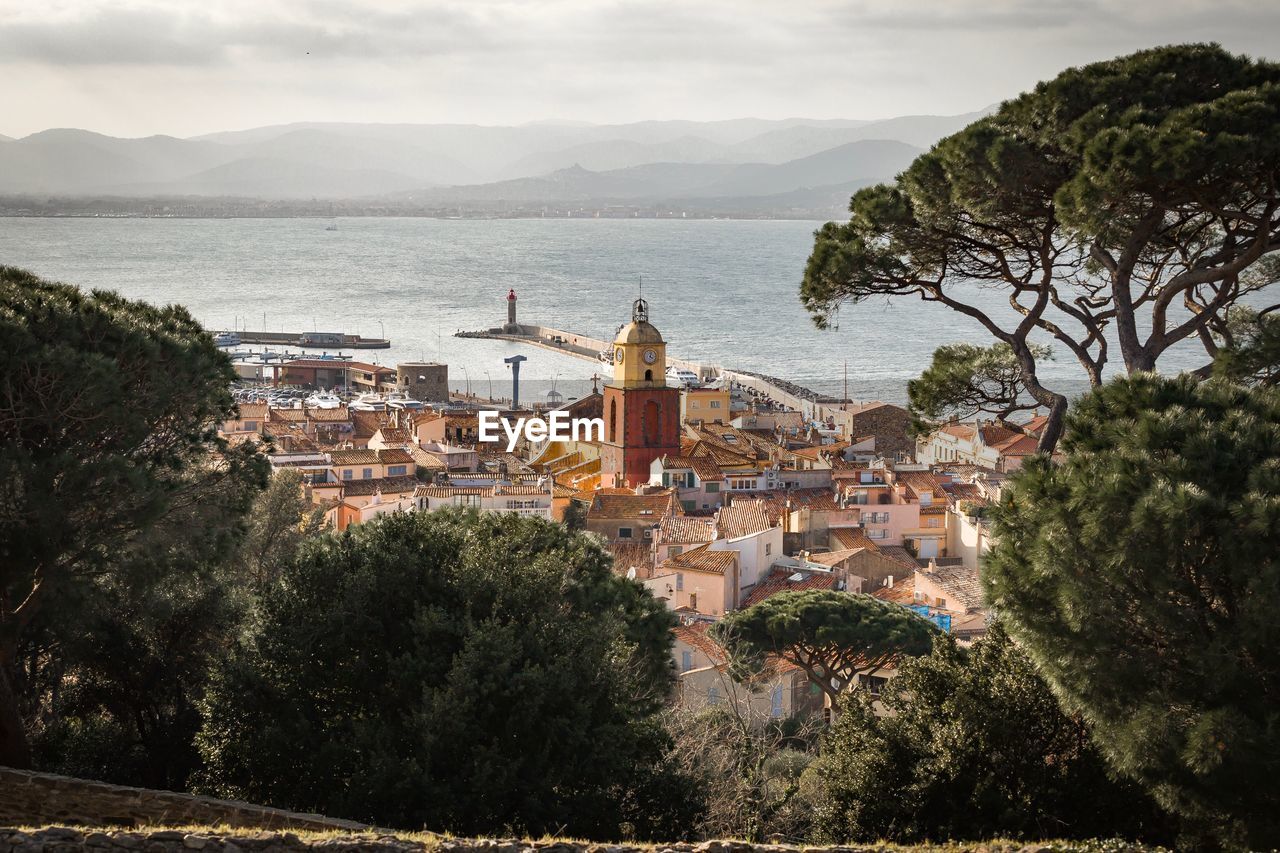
[378,319,385,341]
[461,365,471,397]
[484,370,493,402]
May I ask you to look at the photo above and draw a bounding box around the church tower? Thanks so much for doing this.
[600,298,682,488]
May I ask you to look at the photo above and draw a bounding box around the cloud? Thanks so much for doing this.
[1,0,1278,137]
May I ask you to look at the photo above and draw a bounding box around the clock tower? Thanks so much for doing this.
[600,298,682,487]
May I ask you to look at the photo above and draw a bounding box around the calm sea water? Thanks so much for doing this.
[0,217,1228,404]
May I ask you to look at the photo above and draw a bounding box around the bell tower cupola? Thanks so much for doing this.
[611,297,667,388]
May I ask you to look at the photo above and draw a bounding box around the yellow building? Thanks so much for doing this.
[681,386,731,425]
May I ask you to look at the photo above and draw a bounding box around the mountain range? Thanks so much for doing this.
[0,109,991,214]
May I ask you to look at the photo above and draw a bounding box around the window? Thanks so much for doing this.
[676,573,684,591]
[681,650,693,672]
[618,527,633,539]
[342,469,353,480]
[662,472,671,486]
[765,543,772,556]
[362,468,373,480]
[243,420,257,431]
[689,592,698,610]
[708,685,721,705]
[706,483,720,493]
[388,465,407,477]
[669,546,683,557]
[867,529,887,540]
[770,685,784,717]
[709,400,721,409]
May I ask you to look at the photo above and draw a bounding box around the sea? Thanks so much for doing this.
[0,216,1233,405]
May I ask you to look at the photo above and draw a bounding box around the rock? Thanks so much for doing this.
[183,836,210,850]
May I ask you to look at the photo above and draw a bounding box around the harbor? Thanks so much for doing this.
[212,330,391,349]
[457,289,863,423]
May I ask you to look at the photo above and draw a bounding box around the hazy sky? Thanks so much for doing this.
[2,0,1278,139]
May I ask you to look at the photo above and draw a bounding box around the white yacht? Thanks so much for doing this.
[385,392,425,411]
[213,331,241,347]
[350,393,388,412]
[666,365,700,387]
[305,391,342,409]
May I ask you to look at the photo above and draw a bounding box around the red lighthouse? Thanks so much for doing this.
[600,298,682,488]
[505,289,518,331]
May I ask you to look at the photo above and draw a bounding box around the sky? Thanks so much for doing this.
[2,0,1279,139]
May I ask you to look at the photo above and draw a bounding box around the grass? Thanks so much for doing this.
[5,827,1169,852]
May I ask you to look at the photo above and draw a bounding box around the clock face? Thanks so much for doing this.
[614,347,625,363]
[643,348,658,364]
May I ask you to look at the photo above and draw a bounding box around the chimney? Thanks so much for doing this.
[887,574,894,588]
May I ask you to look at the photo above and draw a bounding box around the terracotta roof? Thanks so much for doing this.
[306,406,351,422]
[235,402,268,418]
[831,527,881,551]
[269,407,306,422]
[409,447,446,469]
[921,563,985,612]
[716,498,774,539]
[804,547,867,567]
[673,622,728,665]
[657,454,725,482]
[342,475,421,497]
[990,431,1039,456]
[374,428,411,444]
[375,448,415,464]
[1022,414,1050,436]
[979,424,1020,447]
[879,545,922,570]
[742,568,839,608]
[938,422,977,440]
[659,515,717,545]
[744,488,843,524]
[872,574,917,604]
[660,543,738,576]
[350,410,391,437]
[329,449,381,465]
[415,486,490,498]
[587,490,678,520]
[790,441,851,461]
[893,470,948,500]
[607,542,654,577]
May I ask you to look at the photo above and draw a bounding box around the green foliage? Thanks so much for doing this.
[0,265,268,768]
[714,590,937,705]
[26,553,247,789]
[984,375,1280,849]
[237,469,328,585]
[196,508,694,840]
[802,45,1280,454]
[815,626,1169,845]
[1211,303,1280,388]
[907,342,1051,435]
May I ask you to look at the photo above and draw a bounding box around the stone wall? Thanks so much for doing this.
[0,768,365,832]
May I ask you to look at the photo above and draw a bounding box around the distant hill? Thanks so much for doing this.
[0,111,982,209]
[405,139,921,207]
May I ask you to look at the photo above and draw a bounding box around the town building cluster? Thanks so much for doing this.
[220,295,1049,722]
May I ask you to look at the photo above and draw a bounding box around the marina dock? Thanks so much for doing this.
[213,330,391,349]
[456,322,859,422]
